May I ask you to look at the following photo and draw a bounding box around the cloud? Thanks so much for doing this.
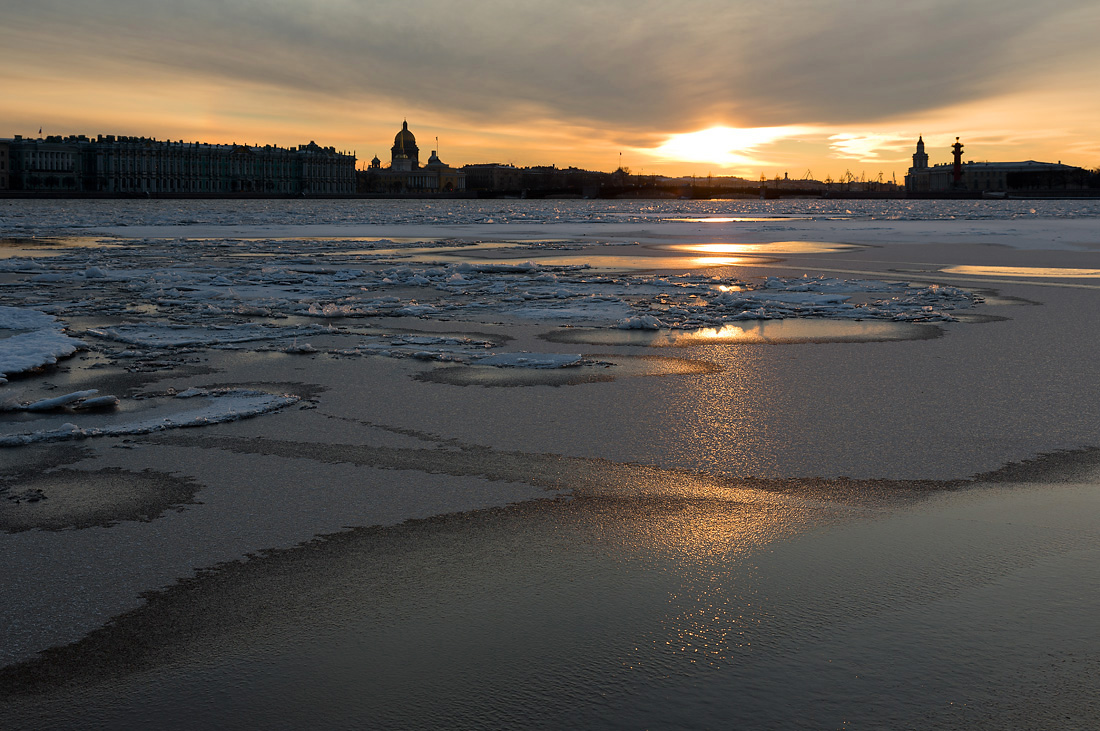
[5,0,1100,173]
[827,133,913,163]
[8,0,1098,134]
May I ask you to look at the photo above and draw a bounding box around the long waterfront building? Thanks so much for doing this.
[1,134,356,195]
[904,136,1090,194]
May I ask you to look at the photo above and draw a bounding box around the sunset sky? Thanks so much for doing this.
[3,0,1098,179]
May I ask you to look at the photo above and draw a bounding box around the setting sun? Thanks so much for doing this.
[640,125,814,169]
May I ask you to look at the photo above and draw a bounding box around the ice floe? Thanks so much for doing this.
[4,389,116,412]
[0,388,299,446]
[87,323,326,348]
[0,306,84,383]
[0,236,984,383]
[617,315,667,330]
[474,352,585,368]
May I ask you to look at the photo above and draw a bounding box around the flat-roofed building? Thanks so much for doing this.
[905,137,1089,194]
[1,134,356,194]
[0,142,8,190]
[7,135,82,191]
[462,163,522,192]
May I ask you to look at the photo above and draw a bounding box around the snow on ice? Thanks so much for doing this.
[0,388,299,446]
[0,306,84,383]
[0,235,984,413]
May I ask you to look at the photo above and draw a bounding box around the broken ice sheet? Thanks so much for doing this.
[0,388,298,446]
[86,323,327,348]
[474,352,585,368]
[3,389,117,412]
[0,306,84,383]
[0,239,984,384]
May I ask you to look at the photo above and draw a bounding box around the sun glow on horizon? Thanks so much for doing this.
[639,125,815,169]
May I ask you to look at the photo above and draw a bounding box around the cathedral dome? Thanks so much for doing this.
[393,121,416,150]
[390,120,420,169]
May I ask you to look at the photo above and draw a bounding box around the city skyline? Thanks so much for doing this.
[3,1,1098,178]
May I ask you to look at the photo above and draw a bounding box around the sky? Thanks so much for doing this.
[3,0,1099,179]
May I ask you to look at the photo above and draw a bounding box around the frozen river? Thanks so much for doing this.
[2,198,1100,729]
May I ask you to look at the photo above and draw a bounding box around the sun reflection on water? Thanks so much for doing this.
[942,265,1100,278]
[407,253,769,270]
[665,241,855,255]
[663,217,814,223]
[542,320,940,347]
[598,465,824,665]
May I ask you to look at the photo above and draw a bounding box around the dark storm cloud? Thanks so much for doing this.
[10,0,1095,131]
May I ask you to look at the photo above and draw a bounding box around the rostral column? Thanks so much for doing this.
[952,137,964,187]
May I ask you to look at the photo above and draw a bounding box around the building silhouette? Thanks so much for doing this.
[390,121,419,171]
[0,141,9,190]
[359,121,465,193]
[2,134,356,195]
[905,137,1089,194]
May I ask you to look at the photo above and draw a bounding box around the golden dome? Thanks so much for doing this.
[393,120,416,150]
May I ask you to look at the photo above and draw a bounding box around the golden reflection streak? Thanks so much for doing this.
[941,265,1100,278]
[692,256,760,267]
[663,321,918,345]
[601,474,826,665]
[663,217,813,223]
[414,254,766,270]
[693,325,747,340]
[668,242,855,255]
[579,338,816,666]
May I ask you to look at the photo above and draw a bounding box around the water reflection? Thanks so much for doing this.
[402,253,773,270]
[662,217,815,223]
[0,237,120,258]
[218,242,775,270]
[942,265,1100,278]
[415,354,719,387]
[664,241,855,255]
[543,320,942,346]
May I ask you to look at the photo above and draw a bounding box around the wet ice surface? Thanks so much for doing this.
[4,449,1100,730]
[3,199,1100,729]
